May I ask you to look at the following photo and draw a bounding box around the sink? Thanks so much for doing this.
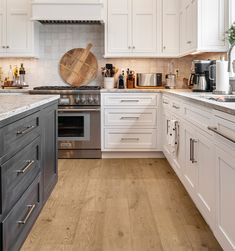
[200,95,235,102]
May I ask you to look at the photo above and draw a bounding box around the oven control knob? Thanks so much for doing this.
[81,96,87,104]
[75,97,81,104]
[94,96,99,104]
[88,96,94,104]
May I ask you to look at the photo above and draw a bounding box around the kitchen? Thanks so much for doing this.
[0,0,235,250]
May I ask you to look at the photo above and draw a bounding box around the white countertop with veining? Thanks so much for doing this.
[0,94,59,123]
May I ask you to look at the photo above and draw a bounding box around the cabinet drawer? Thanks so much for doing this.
[171,99,182,115]
[1,138,40,215]
[104,129,157,150]
[104,108,157,127]
[0,111,40,160]
[103,94,158,107]
[2,175,41,251]
[184,103,212,133]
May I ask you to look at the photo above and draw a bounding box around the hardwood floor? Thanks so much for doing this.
[21,159,222,251]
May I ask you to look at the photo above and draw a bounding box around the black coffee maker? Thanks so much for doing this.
[189,60,216,92]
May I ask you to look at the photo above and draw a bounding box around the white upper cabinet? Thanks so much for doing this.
[132,0,157,54]
[106,0,131,56]
[0,0,39,57]
[162,0,179,56]
[105,0,158,57]
[180,0,227,56]
[0,0,6,54]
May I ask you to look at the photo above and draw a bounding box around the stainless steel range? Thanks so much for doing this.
[30,86,101,159]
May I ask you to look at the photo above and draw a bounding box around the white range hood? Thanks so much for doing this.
[31,0,104,23]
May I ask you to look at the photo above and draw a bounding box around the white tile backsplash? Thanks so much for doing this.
[0,24,225,89]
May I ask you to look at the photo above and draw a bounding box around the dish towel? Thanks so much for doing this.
[167,120,179,155]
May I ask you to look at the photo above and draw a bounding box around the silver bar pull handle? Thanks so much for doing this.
[121,117,140,120]
[58,108,100,112]
[18,204,36,225]
[121,138,140,141]
[17,160,35,174]
[121,100,140,103]
[190,138,193,162]
[167,119,170,134]
[163,101,169,105]
[172,105,180,110]
[192,139,198,163]
[17,125,35,135]
[208,126,235,144]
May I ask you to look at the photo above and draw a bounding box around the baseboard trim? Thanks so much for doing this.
[102,151,165,159]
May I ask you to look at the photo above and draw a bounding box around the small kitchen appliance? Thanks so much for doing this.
[189,60,215,92]
[136,73,162,87]
[30,85,101,159]
[165,62,176,89]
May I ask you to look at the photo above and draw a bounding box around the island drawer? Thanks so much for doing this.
[0,111,40,160]
[0,138,41,216]
[104,108,157,127]
[1,175,41,251]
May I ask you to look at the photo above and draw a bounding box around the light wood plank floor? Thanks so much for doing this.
[21,159,222,251]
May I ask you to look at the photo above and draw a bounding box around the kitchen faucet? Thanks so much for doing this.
[228,43,235,76]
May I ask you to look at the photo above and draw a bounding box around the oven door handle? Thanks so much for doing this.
[58,108,100,112]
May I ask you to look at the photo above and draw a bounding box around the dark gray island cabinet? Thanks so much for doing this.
[0,98,58,251]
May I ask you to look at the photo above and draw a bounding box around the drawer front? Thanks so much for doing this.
[171,99,182,115]
[162,95,171,114]
[103,94,158,107]
[1,138,41,215]
[184,103,212,133]
[2,175,41,251]
[104,129,157,150]
[0,111,40,160]
[104,108,157,127]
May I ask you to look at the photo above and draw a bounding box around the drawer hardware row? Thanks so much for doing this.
[208,126,235,144]
[121,100,140,103]
[121,138,140,141]
[120,116,140,120]
[190,138,197,163]
[17,125,35,135]
[2,46,9,48]
[17,160,35,174]
[18,204,36,225]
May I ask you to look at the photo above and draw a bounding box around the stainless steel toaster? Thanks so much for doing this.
[136,73,162,87]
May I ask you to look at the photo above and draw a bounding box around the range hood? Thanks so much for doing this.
[31,0,104,23]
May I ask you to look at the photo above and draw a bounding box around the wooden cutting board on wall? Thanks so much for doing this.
[59,43,98,86]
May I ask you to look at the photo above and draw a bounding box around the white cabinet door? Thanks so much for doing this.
[215,147,235,251]
[0,0,6,54]
[162,0,179,55]
[200,0,226,50]
[196,132,215,228]
[107,0,132,55]
[185,0,197,50]
[132,0,157,54]
[182,122,197,196]
[6,0,33,55]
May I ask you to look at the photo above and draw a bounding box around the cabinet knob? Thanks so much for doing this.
[128,46,131,49]
[187,41,192,44]
[132,46,135,49]
[163,46,166,50]
[2,46,6,48]
[6,46,9,48]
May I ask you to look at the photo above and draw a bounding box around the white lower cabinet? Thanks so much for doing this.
[101,93,160,152]
[215,146,235,251]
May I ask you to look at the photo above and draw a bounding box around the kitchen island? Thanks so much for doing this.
[0,94,59,251]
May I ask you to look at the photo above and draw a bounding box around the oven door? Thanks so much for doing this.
[58,108,101,149]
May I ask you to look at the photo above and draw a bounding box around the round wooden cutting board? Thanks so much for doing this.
[59,43,98,87]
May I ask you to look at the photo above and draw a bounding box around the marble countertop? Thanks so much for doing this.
[0,94,60,123]
[162,90,235,116]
